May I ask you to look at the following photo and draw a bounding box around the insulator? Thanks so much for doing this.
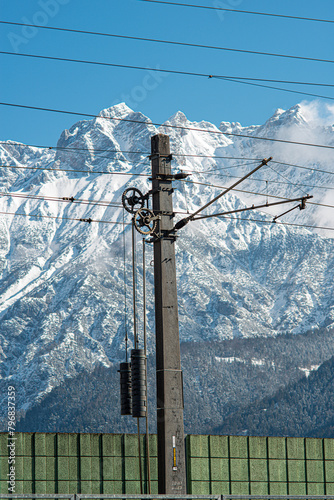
[119,362,132,416]
[131,349,147,418]
[174,172,189,180]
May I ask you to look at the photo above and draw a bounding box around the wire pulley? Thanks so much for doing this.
[134,208,159,235]
[122,187,145,214]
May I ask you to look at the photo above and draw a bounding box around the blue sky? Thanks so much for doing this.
[1,0,333,145]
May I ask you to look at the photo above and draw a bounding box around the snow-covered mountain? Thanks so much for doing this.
[0,102,333,419]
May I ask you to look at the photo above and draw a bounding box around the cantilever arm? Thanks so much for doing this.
[173,157,273,232]
[192,195,313,221]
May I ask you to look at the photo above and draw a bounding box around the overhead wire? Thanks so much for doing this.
[2,101,334,151]
[2,174,334,212]
[215,76,334,102]
[0,164,150,177]
[2,21,334,66]
[267,164,309,195]
[192,169,334,192]
[195,160,260,173]
[1,207,332,233]
[0,210,125,225]
[2,147,333,199]
[272,161,334,176]
[2,159,333,204]
[140,0,334,25]
[0,191,124,208]
[0,141,265,162]
[184,179,334,211]
[1,161,333,203]
[0,141,149,156]
[122,208,129,362]
[192,215,334,233]
[2,141,333,177]
[2,51,334,103]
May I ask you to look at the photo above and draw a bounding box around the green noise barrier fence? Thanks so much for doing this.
[1,433,334,495]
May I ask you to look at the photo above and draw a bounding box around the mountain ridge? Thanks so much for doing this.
[0,101,333,422]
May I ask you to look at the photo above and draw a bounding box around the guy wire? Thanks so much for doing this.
[137,417,143,494]
[132,220,138,349]
[122,209,128,362]
[143,238,151,493]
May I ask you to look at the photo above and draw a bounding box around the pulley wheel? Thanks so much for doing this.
[122,187,145,214]
[134,208,157,235]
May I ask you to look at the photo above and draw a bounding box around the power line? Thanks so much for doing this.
[2,207,332,233]
[0,141,263,162]
[215,76,334,102]
[2,101,334,151]
[272,161,334,176]
[268,164,308,195]
[2,151,333,194]
[194,169,334,192]
[2,20,334,66]
[2,51,334,103]
[2,164,334,210]
[186,160,334,178]
[184,179,334,211]
[2,141,333,178]
[0,164,150,177]
[0,210,125,225]
[193,214,334,233]
[0,141,149,156]
[140,0,334,25]
[0,191,124,208]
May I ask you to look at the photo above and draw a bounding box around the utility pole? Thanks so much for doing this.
[151,134,187,494]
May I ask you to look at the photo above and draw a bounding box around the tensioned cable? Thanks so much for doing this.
[4,164,334,212]
[3,176,334,211]
[0,141,149,156]
[184,162,334,177]
[1,161,333,193]
[0,141,263,162]
[195,159,332,193]
[1,191,191,215]
[2,101,334,151]
[0,191,124,208]
[3,155,333,186]
[2,141,334,177]
[2,51,334,102]
[123,208,128,362]
[192,214,334,233]
[267,164,308,196]
[2,160,333,196]
[215,76,334,102]
[272,161,334,176]
[184,179,334,210]
[0,164,150,177]
[0,210,124,224]
[200,160,259,173]
[2,21,334,66]
[4,49,334,79]
[192,170,334,191]
[140,0,334,25]
[2,207,332,232]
